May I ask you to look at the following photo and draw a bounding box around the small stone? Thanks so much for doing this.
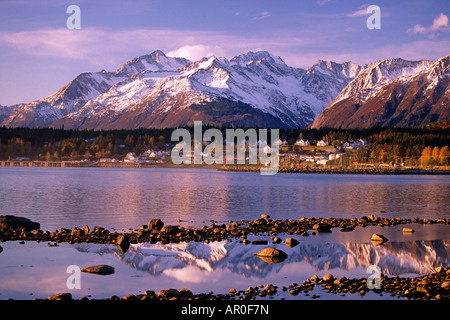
[148,219,164,230]
[311,275,319,282]
[81,265,115,275]
[229,288,237,295]
[71,227,82,237]
[272,237,282,244]
[82,225,90,236]
[252,239,268,245]
[312,223,332,232]
[441,281,450,290]
[261,214,270,219]
[402,228,415,233]
[264,284,277,294]
[435,266,444,273]
[285,238,299,248]
[371,233,388,243]
[322,274,334,282]
[116,234,130,253]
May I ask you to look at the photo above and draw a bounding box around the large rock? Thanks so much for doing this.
[285,238,299,248]
[371,233,388,245]
[0,215,40,230]
[158,288,180,298]
[81,265,115,275]
[148,219,164,230]
[312,223,332,232]
[116,234,130,253]
[254,247,288,264]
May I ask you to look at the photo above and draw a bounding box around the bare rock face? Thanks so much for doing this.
[312,55,449,129]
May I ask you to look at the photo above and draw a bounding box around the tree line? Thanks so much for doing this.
[0,122,449,166]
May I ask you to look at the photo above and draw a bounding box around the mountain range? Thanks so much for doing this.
[1,50,448,130]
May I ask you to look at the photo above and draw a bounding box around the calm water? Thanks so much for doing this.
[0,167,449,231]
[0,167,449,300]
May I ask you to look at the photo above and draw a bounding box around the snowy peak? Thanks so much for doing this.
[230,51,287,68]
[310,60,361,79]
[116,50,191,76]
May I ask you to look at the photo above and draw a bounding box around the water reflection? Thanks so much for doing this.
[0,167,449,231]
[73,239,450,279]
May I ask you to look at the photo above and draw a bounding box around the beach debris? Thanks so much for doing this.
[81,265,115,275]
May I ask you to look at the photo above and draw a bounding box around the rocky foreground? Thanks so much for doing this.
[1,214,449,301]
[1,214,449,248]
[44,267,450,301]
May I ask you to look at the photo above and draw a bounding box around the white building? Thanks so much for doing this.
[295,139,310,146]
[317,140,329,147]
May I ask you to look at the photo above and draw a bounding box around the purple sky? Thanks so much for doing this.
[0,0,449,105]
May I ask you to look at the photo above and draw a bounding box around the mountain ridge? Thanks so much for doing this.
[1,50,448,130]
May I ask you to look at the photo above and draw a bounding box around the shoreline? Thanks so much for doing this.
[1,160,449,175]
[1,215,449,245]
[1,215,449,301]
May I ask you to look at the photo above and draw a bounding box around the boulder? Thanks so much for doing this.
[441,281,450,290]
[148,219,164,230]
[82,225,90,236]
[252,239,268,245]
[285,238,299,248]
[116,234,130,253]
[161,225,179,235]
[371,233,388,244]
[71,227,82,237]
[322,274,334,282]
[81,265,115,275]
[254,247,288,264]
[312,223,332,232]
[158,288,180,298]
[46,292,72,300]
[0,215,40,230]
[261,214,270,219]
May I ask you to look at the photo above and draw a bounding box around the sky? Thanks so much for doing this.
[0,0,449,105]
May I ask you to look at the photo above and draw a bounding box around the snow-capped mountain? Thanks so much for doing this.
[73,239,449,279]
[311,55,450,129]
[1,50,359,130]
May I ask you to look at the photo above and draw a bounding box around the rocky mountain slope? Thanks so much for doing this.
[311,55,450,129]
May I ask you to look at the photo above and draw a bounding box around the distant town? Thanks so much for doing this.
[0,123,449,169]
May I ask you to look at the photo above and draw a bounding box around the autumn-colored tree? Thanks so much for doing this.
[421,146,432,166]
[431,146,440,161]
[439,146,449,165]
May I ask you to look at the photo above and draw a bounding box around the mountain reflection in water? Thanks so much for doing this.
[74,239,450,279]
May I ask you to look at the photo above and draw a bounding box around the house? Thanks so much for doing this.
[295,139,310,146]
[124,152,139,163]
[317,140,329,147]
